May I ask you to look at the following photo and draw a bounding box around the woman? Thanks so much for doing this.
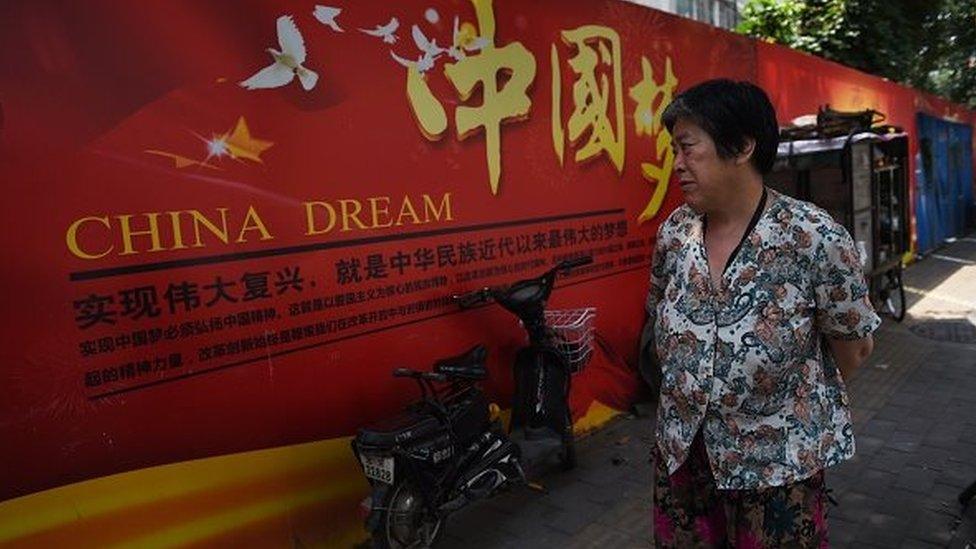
[647,79,880,547]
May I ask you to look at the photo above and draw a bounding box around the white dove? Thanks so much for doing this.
[447,17,465,61]
[466,36,489,52]
[411,25,446,57]
[241,15,318,91]
[447,16,489,60]
[359,17,399,44]
[313,5,343,32]
[390,50,440,73]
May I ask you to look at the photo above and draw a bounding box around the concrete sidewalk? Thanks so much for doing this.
[443,234,976,548]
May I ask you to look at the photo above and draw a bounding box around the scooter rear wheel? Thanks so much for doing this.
[373,481,444,549]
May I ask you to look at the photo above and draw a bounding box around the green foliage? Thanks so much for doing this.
[736,0,976,108]
[736,0,804,45]
[914,0,976,108]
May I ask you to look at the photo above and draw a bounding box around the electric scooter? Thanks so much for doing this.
[350,256,594,548]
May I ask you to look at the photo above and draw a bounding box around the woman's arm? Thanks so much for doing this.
[826,334,874,380]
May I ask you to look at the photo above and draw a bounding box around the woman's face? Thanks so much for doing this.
[671,118,741,214]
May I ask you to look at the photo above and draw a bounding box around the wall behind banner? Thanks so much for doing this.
[0,1,973,546]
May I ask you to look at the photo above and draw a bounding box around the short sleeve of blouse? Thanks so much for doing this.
[813,220,882,340]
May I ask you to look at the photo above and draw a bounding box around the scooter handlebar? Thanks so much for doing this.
[453,287,491,309]
[392,368,447,383]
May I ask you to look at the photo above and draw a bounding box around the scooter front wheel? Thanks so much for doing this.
[560,437,577,470]
[373,481,444,549]
[560,409,576,471]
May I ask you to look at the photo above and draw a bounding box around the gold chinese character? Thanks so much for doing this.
[406,66,449,140]
[551,26,625,173]
[629,55,678,224]
[403,0,536,195]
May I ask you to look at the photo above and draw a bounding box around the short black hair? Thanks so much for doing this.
[662,79,779,175]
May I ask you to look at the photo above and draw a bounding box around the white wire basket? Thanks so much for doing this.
[544,307,597,374]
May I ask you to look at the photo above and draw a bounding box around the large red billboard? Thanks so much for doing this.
[0,1,972,546]
[0,0,749,545]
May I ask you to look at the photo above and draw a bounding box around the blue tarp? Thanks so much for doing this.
[915,113,974,254]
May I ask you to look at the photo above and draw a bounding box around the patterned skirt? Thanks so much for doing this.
[652,433,829,548]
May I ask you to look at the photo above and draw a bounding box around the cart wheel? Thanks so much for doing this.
[879,267,906,322]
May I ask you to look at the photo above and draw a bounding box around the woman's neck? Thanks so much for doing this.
[705,180,765,229]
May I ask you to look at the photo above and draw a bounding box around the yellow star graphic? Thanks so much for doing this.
[221,116,274,163]
[146,116,274,170]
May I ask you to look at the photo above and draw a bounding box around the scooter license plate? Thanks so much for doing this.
[360,454,394,484]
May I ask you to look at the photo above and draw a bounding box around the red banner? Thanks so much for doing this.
[1,1,972,545]
[0,0,758,503]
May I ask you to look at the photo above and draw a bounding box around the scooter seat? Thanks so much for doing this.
[358,412,443,448]
[433,344,488,380]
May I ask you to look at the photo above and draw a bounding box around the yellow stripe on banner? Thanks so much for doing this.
[0,400,626,547]
[109,477,362,549]
[0,436,369,548]
[573,400,623,436]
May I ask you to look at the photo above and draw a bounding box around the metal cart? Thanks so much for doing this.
[768,131,911,321]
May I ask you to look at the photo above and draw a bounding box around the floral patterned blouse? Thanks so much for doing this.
[646,189,881,489]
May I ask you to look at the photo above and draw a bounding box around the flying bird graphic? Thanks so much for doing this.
[241,15,318,91]
[390,50,440,73]
[411,24,446,57]
[313,5,343,32]
[446,17,465,61]
[466,36,489,52]
[447,16,488,60]
[359,17,399,44]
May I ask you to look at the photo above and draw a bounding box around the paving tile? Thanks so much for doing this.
[907,446,953,471]
[895,416,937,437]
[922,482,971,513]
[870,487,925,520]
[832,491,875,524]
[541,496,608,536]
[869,448,915,473]
[888,431,925,454]
[894,466,941,495]
[854,434,887,455]
[567,523,643,549]
[900,537,943,548]
[860,418,901,439]
[827,517,859,546]
[907,508,960,547]
[853,513,912,547]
